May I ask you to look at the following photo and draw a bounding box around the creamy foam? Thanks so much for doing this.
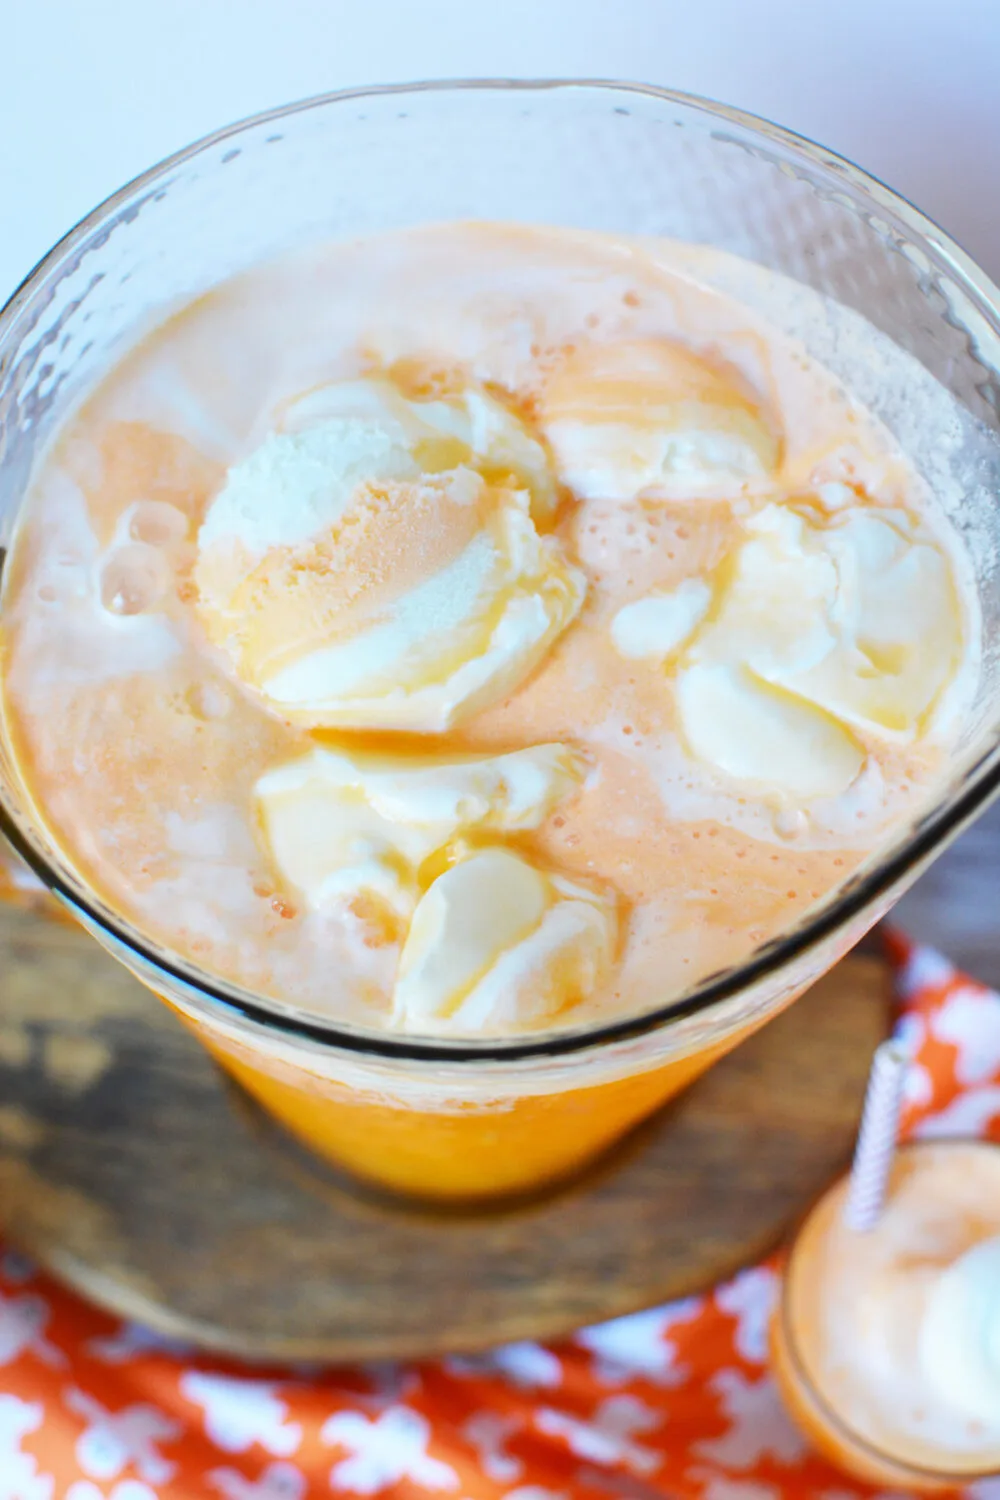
[920,1235,1000,1427]
[0,223,981,1035]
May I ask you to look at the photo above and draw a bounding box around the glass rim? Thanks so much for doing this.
[1,76,1000,1065]
[778,1138,1000,1485]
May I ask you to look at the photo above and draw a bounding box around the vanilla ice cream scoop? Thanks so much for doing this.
[195,379,584,732]
[670,501,964,799]
[256,742,612,1030]
[537,338,779,502]
[676,662,864,799]
[610,579,712,660]
[919,1236,1000,1427]
[255,741,587,919]
[394,847,617,1032]
[277,374,559,522]
[702,504,963,739]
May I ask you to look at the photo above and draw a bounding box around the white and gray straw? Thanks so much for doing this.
[843,1037,911,1233]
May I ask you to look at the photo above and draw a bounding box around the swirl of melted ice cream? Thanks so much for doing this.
[606,497,964,801]
[255,741,617,1032]
[195,375,584,732]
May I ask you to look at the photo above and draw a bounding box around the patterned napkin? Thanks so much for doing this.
[2,930,999,1500]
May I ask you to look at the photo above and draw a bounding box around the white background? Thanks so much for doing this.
[1,0,999,302]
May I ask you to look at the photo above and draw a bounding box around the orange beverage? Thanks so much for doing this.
[174,995,765,1201]
[1,84,999,1206]
[771,1140,1000,1492]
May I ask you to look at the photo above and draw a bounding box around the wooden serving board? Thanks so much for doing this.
[0,894,893,1361]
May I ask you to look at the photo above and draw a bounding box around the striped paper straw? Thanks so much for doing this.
[843,1038,910,1233]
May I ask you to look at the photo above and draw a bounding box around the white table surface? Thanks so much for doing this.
[2,0,998,301]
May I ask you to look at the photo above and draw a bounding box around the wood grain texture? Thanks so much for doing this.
[0,900,890,1361]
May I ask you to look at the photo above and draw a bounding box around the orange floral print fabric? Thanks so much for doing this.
[0,929,997,1499]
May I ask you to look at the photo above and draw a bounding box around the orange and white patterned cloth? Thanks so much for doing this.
[1,930,999,1500]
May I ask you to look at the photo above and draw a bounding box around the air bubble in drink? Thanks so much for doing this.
[127,500,189,548]
[773,807,807,841]
[186,680,231,720]
[100,544,171,616]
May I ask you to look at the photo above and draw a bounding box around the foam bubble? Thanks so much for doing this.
[100,543,172,616]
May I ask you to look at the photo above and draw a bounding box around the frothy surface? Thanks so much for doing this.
[0,224,979,1034]
[787,1143,1000,1473]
